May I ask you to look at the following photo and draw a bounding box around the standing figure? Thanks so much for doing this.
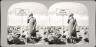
[27,13,36,43]
[67,13,77,44]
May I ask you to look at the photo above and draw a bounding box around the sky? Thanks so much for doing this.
[48,2,88,26]
[8,2,88,26]
[8,2,48,26]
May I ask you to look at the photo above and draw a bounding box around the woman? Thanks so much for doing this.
[27,13,37,43]
[67,13,77,43]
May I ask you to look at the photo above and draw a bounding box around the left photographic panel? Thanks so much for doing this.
[7,2,48,45]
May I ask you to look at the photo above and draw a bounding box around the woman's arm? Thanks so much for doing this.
[27,19,29,23]
[27,17,30,23]
[27,17,32,23]
[73,19,77,30]
[67,18,70,24]
[33,18,36,30]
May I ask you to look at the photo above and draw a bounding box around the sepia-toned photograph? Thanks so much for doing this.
[7,2,89,45]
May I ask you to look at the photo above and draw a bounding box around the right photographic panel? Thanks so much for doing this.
[48,2,89,44]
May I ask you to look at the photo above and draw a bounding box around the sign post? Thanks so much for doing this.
[15,8,29,36]
[56,8,70,35]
